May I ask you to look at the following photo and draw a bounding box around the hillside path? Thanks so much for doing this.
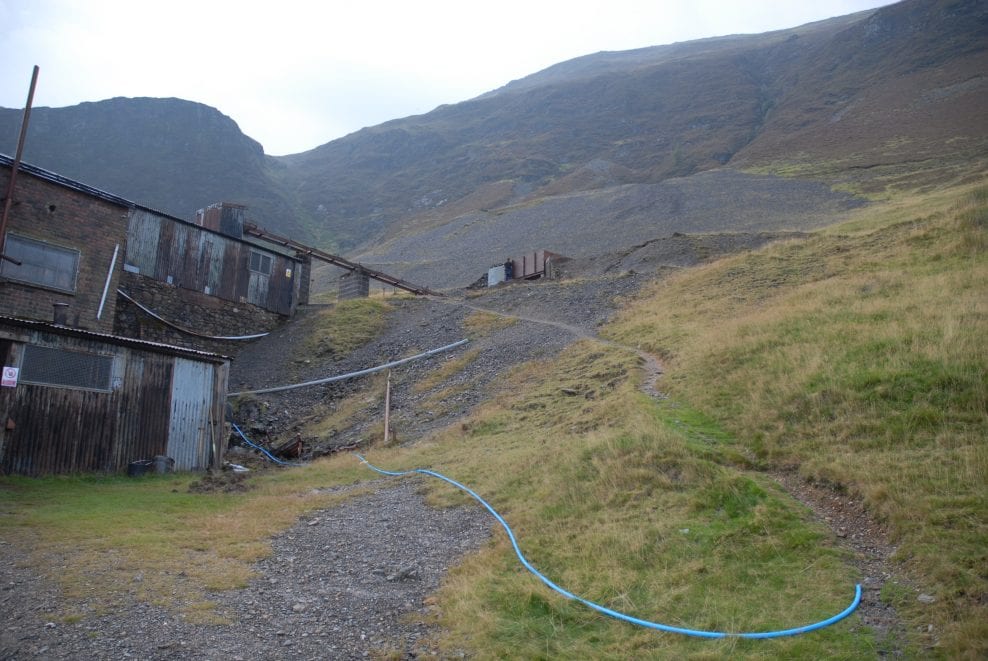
[439,293,666,397]
[439,291,905,652]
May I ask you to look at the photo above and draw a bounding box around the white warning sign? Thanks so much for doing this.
[2,366,18,388]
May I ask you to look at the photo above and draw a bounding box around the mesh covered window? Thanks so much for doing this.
[1,233,80,292]
[248,250,272,274]
[21,344,113,391]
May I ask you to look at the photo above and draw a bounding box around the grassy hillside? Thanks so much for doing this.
[605,181,987,655]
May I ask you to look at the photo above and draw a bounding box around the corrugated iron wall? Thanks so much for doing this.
[125,209,298,315]
[2,384,118,474]
[510,250,561,280]
[112,351,174,469]
[167,358,214,471]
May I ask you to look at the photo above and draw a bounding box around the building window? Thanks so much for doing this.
[1,233,80,292]
[248,250,272,275]
[20,344,113,392]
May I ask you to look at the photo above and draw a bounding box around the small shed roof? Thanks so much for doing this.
[0,315,229,363]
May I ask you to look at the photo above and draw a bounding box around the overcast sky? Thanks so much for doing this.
[1,0,895,156]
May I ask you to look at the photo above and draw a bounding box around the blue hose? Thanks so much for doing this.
[231,422,302,467]
[356,454,861,639]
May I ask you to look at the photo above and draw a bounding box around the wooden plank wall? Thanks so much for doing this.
[0,328,224,476]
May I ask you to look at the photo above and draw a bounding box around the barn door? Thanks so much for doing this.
[167,358,214,470]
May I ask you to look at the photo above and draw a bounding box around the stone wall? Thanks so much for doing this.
[114,271,285,355]
[339,269,370,300]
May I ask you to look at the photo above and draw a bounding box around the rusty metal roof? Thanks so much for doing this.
[0,315,230,363]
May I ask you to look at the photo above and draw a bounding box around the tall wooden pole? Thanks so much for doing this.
[1,65,39,263]
[383,370,392,445]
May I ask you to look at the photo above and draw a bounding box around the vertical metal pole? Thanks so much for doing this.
[383,370,391,445]
[0,65,39,261]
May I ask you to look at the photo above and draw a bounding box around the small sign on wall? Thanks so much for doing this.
[2,366,18,388]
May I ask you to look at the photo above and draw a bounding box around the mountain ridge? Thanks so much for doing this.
[1,0,985,261]
[0,97,316,241]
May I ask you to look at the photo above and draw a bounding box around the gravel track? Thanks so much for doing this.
[1,480,490,660]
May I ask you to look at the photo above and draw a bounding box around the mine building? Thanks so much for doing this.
[0,154,309,475]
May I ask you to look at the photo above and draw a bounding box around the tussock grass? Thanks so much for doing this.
[412,348,481,394]
[462,310,518,337]
[605,181,988,656]
[298,298,389,361]
[301,371,387,442]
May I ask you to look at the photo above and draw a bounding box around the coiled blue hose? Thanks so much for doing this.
[356,454,861,639]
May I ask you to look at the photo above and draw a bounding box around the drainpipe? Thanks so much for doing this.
[96,244,119,320]
[0,65,39,264]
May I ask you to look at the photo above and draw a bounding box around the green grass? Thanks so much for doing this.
[298,298,389,362]
[360,342,875,658]
[0,464,368,619]
[605,181,988,657]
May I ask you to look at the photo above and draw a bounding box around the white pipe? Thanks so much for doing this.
[96,244,119,320]
[227,338,469,397]
[117,289,270,340]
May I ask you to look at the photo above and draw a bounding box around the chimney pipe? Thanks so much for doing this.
[52,302,69,325]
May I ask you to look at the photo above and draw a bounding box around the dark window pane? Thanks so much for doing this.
[21,345,112,391]
[1,234,79,292]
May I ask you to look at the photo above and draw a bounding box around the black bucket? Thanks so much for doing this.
[127,459,153,477]
[153,455,175,474]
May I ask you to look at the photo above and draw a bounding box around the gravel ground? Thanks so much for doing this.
[1,479,490,660]
[227,264,653,455]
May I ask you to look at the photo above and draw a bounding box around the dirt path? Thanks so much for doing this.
[771,472,909,654]
[442,294,666,397]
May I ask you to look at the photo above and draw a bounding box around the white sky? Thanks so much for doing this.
[0,0,895,156]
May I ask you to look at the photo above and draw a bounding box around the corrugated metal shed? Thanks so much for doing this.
[511,250,561,280]
[0,316,228,476]
[195,202,246,239]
